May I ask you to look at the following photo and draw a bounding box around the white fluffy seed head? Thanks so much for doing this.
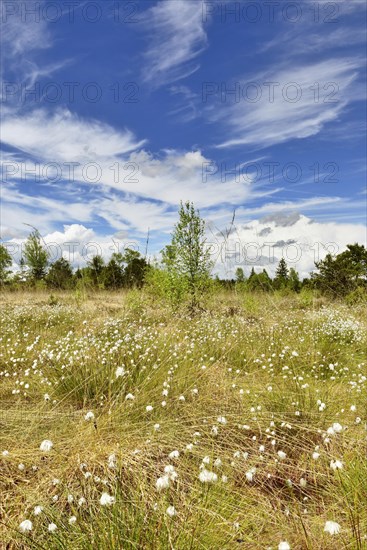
[100,492,115,506]
[324,520,341,535]
[19,520,32,533]
[39,440,53,452]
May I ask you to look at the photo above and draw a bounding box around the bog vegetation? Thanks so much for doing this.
[0,203,366,549]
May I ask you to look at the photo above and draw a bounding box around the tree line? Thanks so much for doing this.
[1,203,366,306]
[0,233,148,291]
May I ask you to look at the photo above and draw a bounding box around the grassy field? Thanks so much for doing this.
[1,290,366,549]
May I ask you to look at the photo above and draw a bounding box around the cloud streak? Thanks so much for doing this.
[1,108,146,162]
[1,109,266,216]
[214,58,364,149]
[141,0,208,86]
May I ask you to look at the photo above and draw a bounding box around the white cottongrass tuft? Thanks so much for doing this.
[19,520,32,533]
[48,523,57,532]
[163,465,178,481]
[39,440,53,452]
[277,450,287,460]
[324,520,341,535]
[332,422,343,433]
[330,459,343,470]
[166,505,176,517]
[84,411,95,421]
[108,454,117,469]
[33,505,43,515]
[100,492,115,506]
[146,405,153,412]
[156,475,170,491]
[168,450,180,459]
[115,366,126,378]
[278,542,291,550]
[199,468,218,483]
[69,515,77,525]
[327,423,343,435]
[245,467,256,482]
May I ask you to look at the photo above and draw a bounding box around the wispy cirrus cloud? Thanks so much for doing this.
[1,108,146,162]
[0,106,265,243]
[0,0,70,106]
[332,0,366,13]
[261,26,366,55]
[260,0,366,57]
[1,106,269,212]
[141,0,208,87]
[168,85,199,122]
[204,0,366,150]
[0,184,177,238]
[207,195,364,229]
[213,58,364,149]
[1,0,51,57]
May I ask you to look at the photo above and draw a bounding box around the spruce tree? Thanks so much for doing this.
[274,258,289,289]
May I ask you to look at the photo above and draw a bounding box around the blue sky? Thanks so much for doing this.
[1,0,366,277]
